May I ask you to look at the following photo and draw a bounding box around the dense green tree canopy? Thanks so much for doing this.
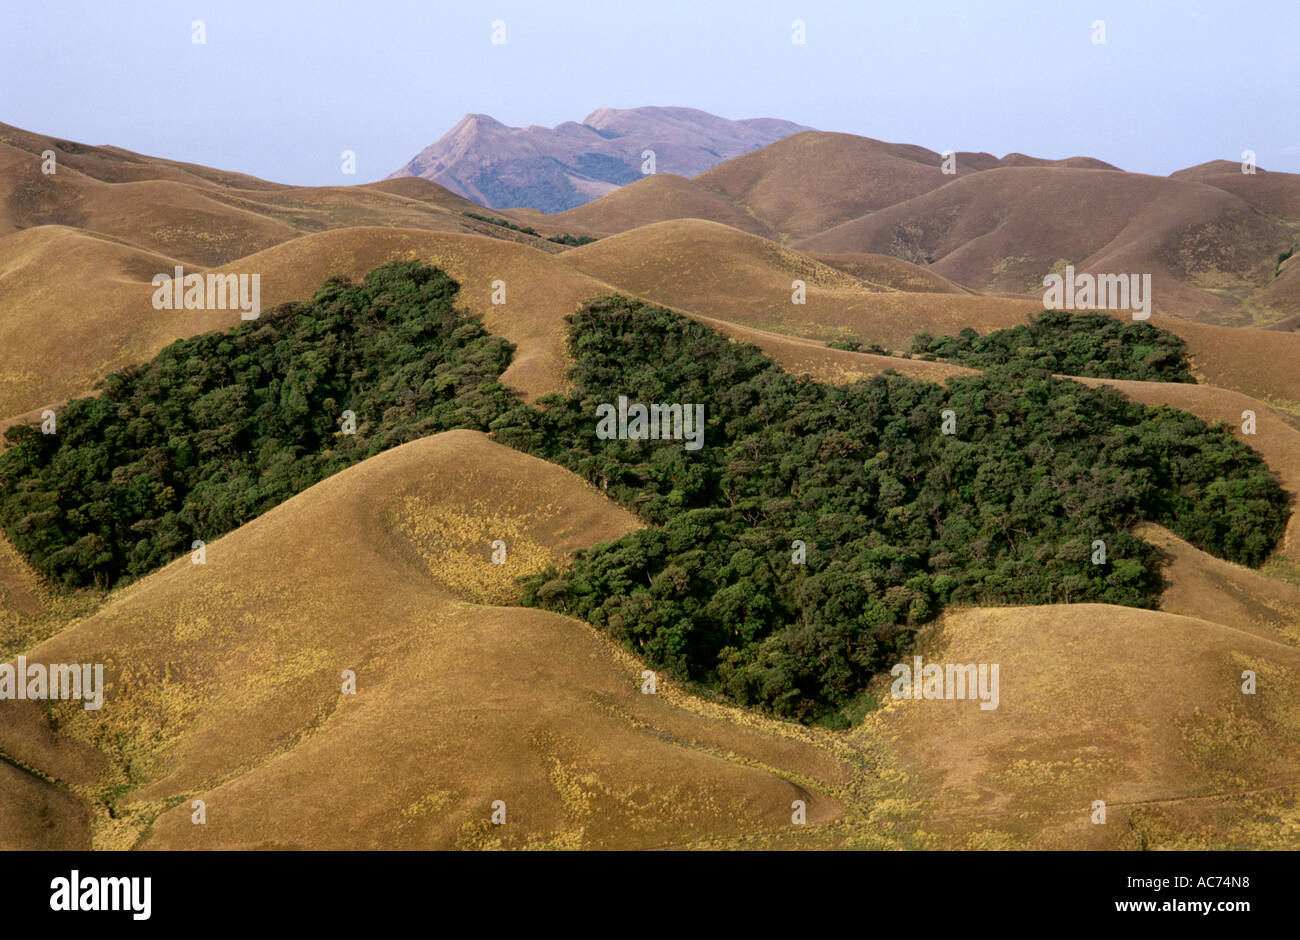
[493,297,1288,722]
[0,261,517,588]
[910,309,1196,383]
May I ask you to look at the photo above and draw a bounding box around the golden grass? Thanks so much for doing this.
[693,131,958,241]
[1138,523,1300,646]
[806,251,968,294]
[874,604,1300,849]
[793,165,1292,325]
[545,173,774,238]
[562,218,1042,349]
[0,759,91,849]
[0,532,104,661]
[0,431,873,850]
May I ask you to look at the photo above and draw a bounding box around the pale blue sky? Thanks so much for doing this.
[3,0,1297,185]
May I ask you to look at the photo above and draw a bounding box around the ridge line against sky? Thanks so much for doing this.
[2,0,1298,187]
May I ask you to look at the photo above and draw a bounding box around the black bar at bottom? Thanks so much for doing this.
[0,849,1288,927]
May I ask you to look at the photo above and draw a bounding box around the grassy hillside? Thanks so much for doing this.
[562,218,1042,348]
[0,430,862,850]
[795,166,1293,325]
[878,603,1300,849]
[0,225,619,423]
[693,131,964,240]
[543,173,774,238]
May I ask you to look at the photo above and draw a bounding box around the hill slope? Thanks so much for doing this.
[562,218,1041,346]
[0,226,617,423]
[693,131,965,240]
[0,430,855,850]
[540,173,774,238]
[795,166,1294,324]
[878,603,1300,849]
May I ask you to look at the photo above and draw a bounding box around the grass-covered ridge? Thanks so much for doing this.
[464,211,597,246]
[0,261,518,588]
[494,297,1289,723]
[910,309,1196,383]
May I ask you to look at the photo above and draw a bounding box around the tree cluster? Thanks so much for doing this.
[0,261,517,588]
[494,297,1288,722]
[910,310,1195,383]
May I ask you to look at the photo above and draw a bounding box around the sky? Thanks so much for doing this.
[2,0,1297,185]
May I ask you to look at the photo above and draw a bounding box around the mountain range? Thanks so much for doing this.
[386,106,812,212]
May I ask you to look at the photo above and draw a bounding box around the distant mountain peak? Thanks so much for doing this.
[388,105,813,212]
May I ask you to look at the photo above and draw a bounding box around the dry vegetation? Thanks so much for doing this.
[3,120,1300,849]
[876,604,1300,849]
